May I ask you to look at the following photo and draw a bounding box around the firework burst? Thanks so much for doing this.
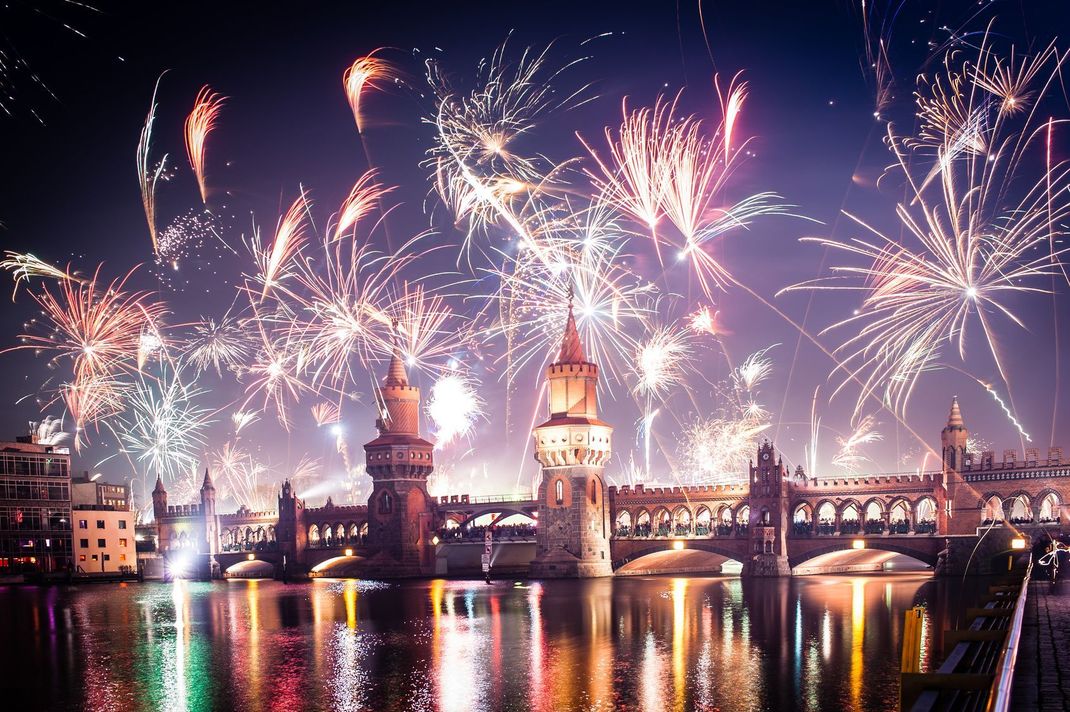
[184,85,226,204]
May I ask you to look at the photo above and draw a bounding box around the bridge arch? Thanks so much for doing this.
[224,558,276,578]
[793,502,813,522]
[454,507,536,529]
[613,540,746,575]
[789,539,937,572]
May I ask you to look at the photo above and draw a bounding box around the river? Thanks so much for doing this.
[0,573,983,711]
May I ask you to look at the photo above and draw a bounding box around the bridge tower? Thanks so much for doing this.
[530,296,614,578]
[200,469,219,556]
[939,396,967,532]
[745,441,791,576]
[361,330,436,576]
[151,475,168,521]
[276,480,306,570]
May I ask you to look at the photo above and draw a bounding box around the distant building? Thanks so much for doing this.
[72,506,135,574]
[71,474,130,510]
[0,435,72,574]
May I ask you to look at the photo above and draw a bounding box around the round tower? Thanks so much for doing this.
[941,396,969,471]
[362,329,435,575]
[152,475,168,521]
[530,296,614,578]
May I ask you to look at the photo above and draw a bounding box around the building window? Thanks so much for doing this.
[79,539,88,548]
[96,520,105,529]
[555,480,564,506]
[103,554,110,562]
[119,538,128,547]
[91,554,98,561]
[97,539,105,548]
[79,555,86,562]
[119,554,126,562]
[118,521,127,530]
[78,520,87,529]
[379,492,393,514]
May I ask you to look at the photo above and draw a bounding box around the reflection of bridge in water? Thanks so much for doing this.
[151,304,1070,580]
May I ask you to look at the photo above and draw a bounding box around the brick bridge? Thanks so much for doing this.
[152,305,1070,579]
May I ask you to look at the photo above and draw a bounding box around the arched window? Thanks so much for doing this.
[308,524,320,545]
[760,507,770,525]
[379,491,393,514]
[865,501,883,522]
[590,479,598,505]
[555,479,564,506]
[1009,495,1032,522]
[982,496,1004,523]
[1040,493,1061,522]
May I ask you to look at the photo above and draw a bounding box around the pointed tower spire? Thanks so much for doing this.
[947,395,964,428]
[200,468,214,491]
[385,318,409,387]
[557,285,586,364]
[153,474,166,494]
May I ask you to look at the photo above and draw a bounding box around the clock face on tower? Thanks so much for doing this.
[762,452,769,461]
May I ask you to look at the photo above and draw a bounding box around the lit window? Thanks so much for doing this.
[79,555,86,562]
[119,554,126,562]
[555,480,564,506]
[119,538,128,547]
[78,520,87,529]
[91,554,98,561]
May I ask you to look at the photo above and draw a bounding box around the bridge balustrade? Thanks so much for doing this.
[890,520,911,534]
[840,520,861,535]
[864,519,885,535]
[915,520,937,534]
[793,521,813,536]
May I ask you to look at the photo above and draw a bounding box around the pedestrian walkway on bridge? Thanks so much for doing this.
[1012,579,1070,711]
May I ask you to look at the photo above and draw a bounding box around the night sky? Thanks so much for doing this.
[1,1,1068,509]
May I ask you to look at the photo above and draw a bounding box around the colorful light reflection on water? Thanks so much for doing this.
[0,573,979,711]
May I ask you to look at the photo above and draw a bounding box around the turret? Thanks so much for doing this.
[530,292,613,578]
[361,324,436,575]
[152,475,168,520]
[199,468,216,517]
[941,396,969,471]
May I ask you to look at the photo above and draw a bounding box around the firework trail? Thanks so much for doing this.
[136,76,168,252]
[343,53,395,135]
[783,35,1070,422]
[831,414,883,474]
[582,90,792,295]
[254,189,312,300]
[184,85,226,204]
[310,401,340,427]
[332,170,393,241]
[0,251,80,299]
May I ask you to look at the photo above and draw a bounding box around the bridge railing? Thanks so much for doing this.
[436,493,534,506]
[901,560,1032,711]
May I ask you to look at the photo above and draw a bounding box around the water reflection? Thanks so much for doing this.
[0,572,987,711]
